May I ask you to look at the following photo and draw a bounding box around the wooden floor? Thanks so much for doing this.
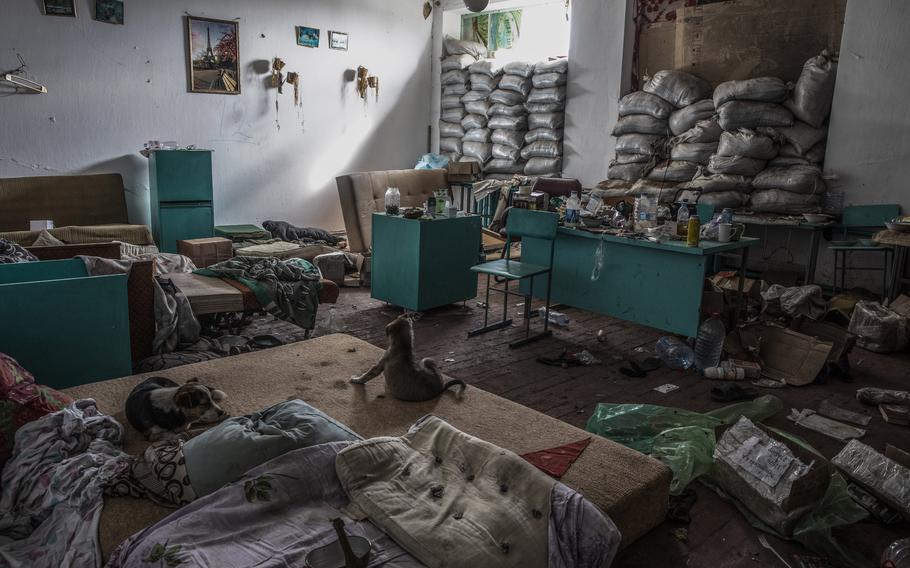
[320,278,910,568]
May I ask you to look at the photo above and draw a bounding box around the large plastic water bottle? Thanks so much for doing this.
[694,313,726,373]
[656,336,695,370]
[882,538,910,568]
[565,192,581,225]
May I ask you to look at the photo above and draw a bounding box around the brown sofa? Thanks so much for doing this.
[336,169,448,253]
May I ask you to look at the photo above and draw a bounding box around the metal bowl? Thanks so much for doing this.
[581,215,603,228]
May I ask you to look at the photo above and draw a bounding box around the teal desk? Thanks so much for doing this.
[520,228,759,337]
[371,212,482,311]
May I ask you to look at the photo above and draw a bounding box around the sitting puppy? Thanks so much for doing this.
[125,377,227,441]
[351,314,465,402]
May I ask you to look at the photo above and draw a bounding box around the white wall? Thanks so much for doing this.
[0,0,433,230]
[563,0,634,186]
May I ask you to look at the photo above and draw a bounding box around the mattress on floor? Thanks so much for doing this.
[64,334,671,561]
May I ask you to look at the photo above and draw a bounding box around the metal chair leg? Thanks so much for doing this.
[468,273,514,337]
[509,271,553,348]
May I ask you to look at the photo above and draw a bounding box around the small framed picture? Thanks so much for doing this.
[329,31,349,51]
[43,0,76,17]
[296,26,320,48]
[95,0,124,24]
[187,16,241,95]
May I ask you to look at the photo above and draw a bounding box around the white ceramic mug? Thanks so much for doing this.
[718,223,732,243]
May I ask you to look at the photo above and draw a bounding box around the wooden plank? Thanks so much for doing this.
[167,272,244,314]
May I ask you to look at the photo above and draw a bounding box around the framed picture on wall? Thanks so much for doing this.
[95,0,124,24]
[43,0,76,17]
[296,26,320,48]
[329,31,349,51]
[186,16,241,95]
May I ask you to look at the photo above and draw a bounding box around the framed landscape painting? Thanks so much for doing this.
[296,26,320,48]
[186,16,240,94]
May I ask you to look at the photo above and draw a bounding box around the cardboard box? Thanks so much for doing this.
[710,271,762,300]
[733,322,833,386]
[512,191,547,211]
[29,219,54,231]
[887,294,910,320]
[790,315,856,362]
[447,161,482,183]
[177,237,232,268]
[314,252,346,285]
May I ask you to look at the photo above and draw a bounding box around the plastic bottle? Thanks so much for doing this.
[565,192,580,226]
[694,313,726,373]
[882,538,910,568]
[538,307,569,326]
[325,306,344,334]
[676,200,690,237]
[656,336,695,370]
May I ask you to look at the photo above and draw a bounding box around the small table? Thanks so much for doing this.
[520,228,759,337]
[371,212,482,311]
[733,214,831,285]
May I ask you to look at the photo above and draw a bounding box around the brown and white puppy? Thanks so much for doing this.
[351,314,465,402]
[125,377,227,441]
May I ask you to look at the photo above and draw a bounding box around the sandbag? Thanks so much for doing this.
[615,133,663,156]
[485,159,526,174]
[748,189,821,214]
[618,91,674,120]
[468,59,503,77]
[525,102,565,113]
[528,112,565,130]
[441,54,475,72]
[785,51,837,128]
[492,144,521,161]
[502,61,534,78]
[689,190,749,210]
[707,154,767,176]
[752,165,825,195]
[488,103,527,117]
[611,152,651,165]
[670,142,717,164]
[464,100,491,117]
[441,107,466,123]
[470,74,499,93]
[520,140,563,160]
[440,137,462,154]
[681,173,752,194]
[608,162,650,182]
[491,129,526,149]
[717,101,794,131]
[527,86,567,105]
[612,114,669,136]
[534,59,568,74]
[716,129,779,160]
[643,70,712,108]
[484,173,516,180]
[669,100,715,135]
[443,83,468,96]
[441,152,462,164]
[630,179,680,203]
[439,120,465,138]
[441,69,469,86]
[674,118,723,144]
[713,77,789,108]
[462,141,492,163]
[487,114,527,130]
[778,143,803,158]
[597,179,635,191]
[805,141,826,163]
[463,128,491,143]
[524,128,563,144]
[499,74,532,97]
[441,94,463,109]
[646,160,700,182]
[489,89,525,106]
[461,90,488,103]
[525,157,562,175]
[769,156,812,167]
[443,36,487,59]
[532,72,567,89]
[773,122,827,155]
[461,114,487,130]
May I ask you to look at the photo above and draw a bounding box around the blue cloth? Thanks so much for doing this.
[415,153,450,170]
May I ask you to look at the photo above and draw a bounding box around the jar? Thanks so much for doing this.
[384,187,400,215]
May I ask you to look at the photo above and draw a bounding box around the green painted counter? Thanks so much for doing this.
[371,212,482,311]
[520,227,759,337]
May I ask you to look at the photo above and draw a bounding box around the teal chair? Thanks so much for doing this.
[831,204,900,299]
[468,209,558,348]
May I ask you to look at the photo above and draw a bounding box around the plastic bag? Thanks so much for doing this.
[441,151,462,164]
[492,143,520,161]
[608,163,649,182]
[441,107,465,123]
[462,128,491,143]
[847,301,908,353]
[525,128,563,144]
[707,154,767,176]
[615,133,663,155]
[528,112,565,130]
[441,53,474,72]
[439,120,465,138]
[785,51,837,128]
[670,142,717,164]
[534,58,568,74]
[652,426,716,495]
[498,74,531,97]
[525,102,565,113]
[612,114,669,136]
[460,90,488,103]
[520,140,562,160]
[441,94,463,109]
[414,153,449,170]
[674,118,723,144]
[681,173,752,194]
[762,284,827,319]
[488,103,527,117]
[462,141,492,163]
[748,189,820,214]
[718,101,794,131]
[502,61,534,78]
[618,91,674,119]
[441,69,469,86]
[491,129,525,149]
[713,77,789,108]
[717,129,779,160]
[487,114,527,131]
[440,137,462,154]
[532,72,567,89]
[591,233,605,281]
[464,100,491,117]
[443,35,487,59]
[468,59,502,77]
[643,69,712,108]
[470,73,498,93]
[752,165,824,195]
[484,159,526,174]
[669,99,715,135]
[524,157,562,175]
[646,160,699,182]
[460,113,487,130]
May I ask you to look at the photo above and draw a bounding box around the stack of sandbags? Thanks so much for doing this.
[484,61,532,179]
[461,59,504,168]
[608,91,671,184]
[440,36,487,163]
[524,59,568,177]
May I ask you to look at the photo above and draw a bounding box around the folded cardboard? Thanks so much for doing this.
[879,403,909,426]
[790,315,856,362]
[447,161,482,183]
[710,271,761,300]
[733,323,833,386]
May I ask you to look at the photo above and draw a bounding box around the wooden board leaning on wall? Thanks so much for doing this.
[638,0,848,85]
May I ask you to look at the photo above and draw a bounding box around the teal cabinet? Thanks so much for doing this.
[149,149,215,253]
[371,213,482,311]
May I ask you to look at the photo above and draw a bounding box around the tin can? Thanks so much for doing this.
[687,215,700,247]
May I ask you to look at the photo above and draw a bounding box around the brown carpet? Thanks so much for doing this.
[65,334,670,560]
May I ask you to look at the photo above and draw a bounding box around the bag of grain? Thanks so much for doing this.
[643,70,712,108]
[669,100,715,135]
[713,77,789,108]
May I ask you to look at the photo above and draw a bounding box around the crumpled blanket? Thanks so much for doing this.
[0,238,37,264]
[0,400,129,568]
[262,220,342,246]
[195,256,322,329]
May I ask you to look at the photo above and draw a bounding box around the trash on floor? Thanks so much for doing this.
[729,322,832,386]
[620,357,661,377]
[879,403,909,425]
[787,408,866,441]
[816,399,871,427]
[885,444,910,469]
[831,439,910,521]
[846,483,903,525]
[847,301,908,353]
[855,387,910,406]
[762,284,827,320]
[654,383,679,394]
[789,316,856,364]
[536,348,599,368]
